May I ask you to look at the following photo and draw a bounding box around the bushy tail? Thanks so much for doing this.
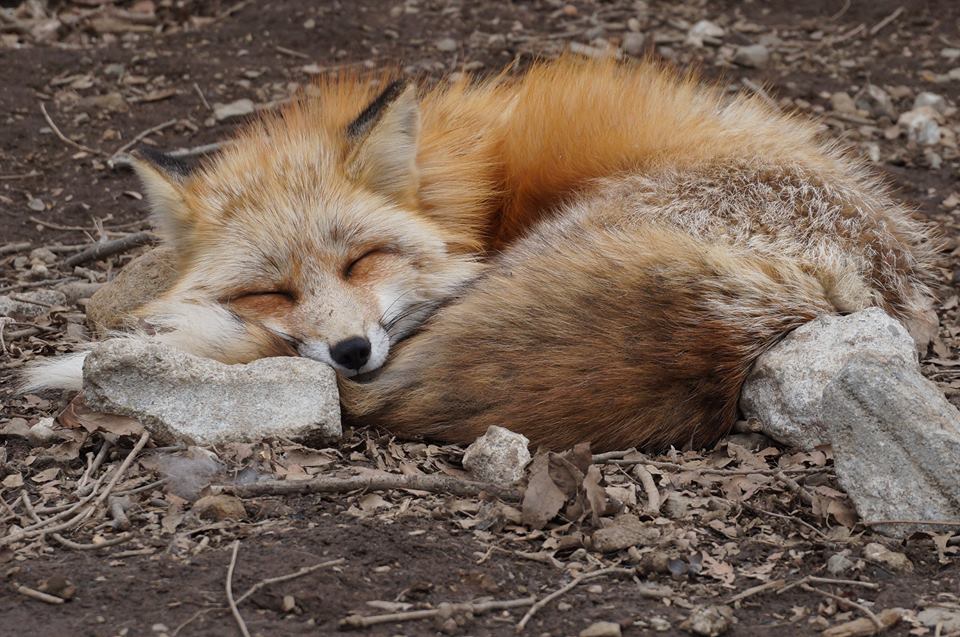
[340,222,839,452]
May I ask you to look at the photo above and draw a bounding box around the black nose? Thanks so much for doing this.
[330,336,371,370]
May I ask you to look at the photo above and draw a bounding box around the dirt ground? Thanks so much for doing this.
[2,1,960,636]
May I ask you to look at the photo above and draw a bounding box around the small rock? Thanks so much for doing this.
[649,616,672,632]
[823,355,960,538]
[856,85,896,118]
[0,289,67,320]
[78,92,128,114]
[862,543,913,572]
[621,32,646,56]
[55,281,103,303]
[918,607,960,632]
[687,20,724,47]
[740,309,917,449]
[86,247,178,334]
[914,91,947,114]
[732,44,769,69]
[192,494,246,520]
[213,98,256,122]
[681,605,734,636]
[462,425,531,485]
[28,198,45,212]
[29,248,57,265]
[580,621,622,637]
[826,552,855,576]
[435,37,458,52]
[830,92,857,114]
[83,339,342,445]
[898,106,941,145]
[591,514,659,552]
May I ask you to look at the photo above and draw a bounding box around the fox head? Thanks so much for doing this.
[130,79,483,376]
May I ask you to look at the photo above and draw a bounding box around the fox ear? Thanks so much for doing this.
[346,80,421,203]
[130,148,193,247]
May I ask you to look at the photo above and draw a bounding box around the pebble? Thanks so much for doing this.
[733,44,769,68]
[898,106,942,146]
[914,91,947,114]
[435,37,458,52]
[580,621,622,637]
[462,425,531,485]
[863,543,914,572]
[213,98,255,122]
[621,32,646,56]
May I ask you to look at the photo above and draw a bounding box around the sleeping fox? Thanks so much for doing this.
[26,57,938,451]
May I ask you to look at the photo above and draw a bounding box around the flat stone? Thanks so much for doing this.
[591,514,659,552]
[83,339,341,445]
[580,621,622,637]
[213,98,256,122]
[823,355,960,538]
[193,494,246,520]
[0,289,67,320]
[86,247,177,334]
[862,542,914,572]
[462,425,531,485]
[733,44,769,68]
[740,309,916,449]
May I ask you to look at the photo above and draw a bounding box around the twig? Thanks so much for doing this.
[341,596,537,629]
[869,6,904,36]
[822,609,902,637]
[39,102,104,156]
[598,457,825,477]
[515,567,634,632]
[807,577,879,590]
[274,45,310,59]
[829,0,852,21]
[800,583,882,631]
[193,83,212,111]
[0,242,31,256]
[726,579,787,605]
[0,171,39,181]
[112,118,179,158]
[28,216,90,232]
[77,439,112,494]
[831,23,865,45]
[775,471,815,506]
[633,464,661,513]
[0,277,77,294]
[50,532,133,551]
[64,232,158,267]
[213,471,521,502]
[236,558,345,605]
[168,142,225,159]
[12,584,66,605]
[226,541,251,637]
[95,432,151,506]
[865,519,960,527]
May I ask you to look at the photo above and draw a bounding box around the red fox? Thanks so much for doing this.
[26,58,938,451]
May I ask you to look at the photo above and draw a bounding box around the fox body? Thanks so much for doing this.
[27,58,937,451]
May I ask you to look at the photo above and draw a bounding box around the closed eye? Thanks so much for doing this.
[344,246,396,278]
[223,290,296,303]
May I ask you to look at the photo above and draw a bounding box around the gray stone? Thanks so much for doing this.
[591,514,660,552]
[0,289,67,320]
[621,32,646,56]
[862,542,914,572]
[579,621,622,637]
[86,247,177,335]
[462,425,531,485]
[435,37,458,52]
[55,281,103,303]
[830,92,857,114]
[856,85,896,118]
[686,20,724,47]
[914,91,947,114]
[826,552,855,576]
[83,339,341,445]
[740,309,916,449]
[898,106,941,145]
[213,98,256,122]
[823,355,960,538]
[733,44,769,68]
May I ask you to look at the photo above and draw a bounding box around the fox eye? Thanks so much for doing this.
[344,247,392,278]
[226,290,295,303]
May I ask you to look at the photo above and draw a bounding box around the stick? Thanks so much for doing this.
[599,457,825,477]
[822,608,902,637]
[800,583,883,631]
[64,232,158,267]
[633,464,661,513]
[0,242,31,256]
[193,83,212,111]
[167,142,225,159]
[274,45,310,59]
[831,23,865,45]
[95,432,151,505]
[213,472,521,502]
[775,471,815,506]
[39,102,104,156]
[869,6,904,36]
[0,277,77,294]
[226,541,251,637]
[515,567,634,632]
[865,519,960,527]
[12,584,66,605]
[726,579,787,605]
[50,532,133,551]
[341,596,537,629]
[112,118,179,157]
[236,558,345,604]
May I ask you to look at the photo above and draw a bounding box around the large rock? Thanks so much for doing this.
[0,289,67,319]
[86,247,178,334]
[823,355,960,538]
[83,339,341,445]
[740,309,916,449]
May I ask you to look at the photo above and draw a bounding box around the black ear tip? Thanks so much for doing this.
[346,78,411,139]
[134,147,192,179]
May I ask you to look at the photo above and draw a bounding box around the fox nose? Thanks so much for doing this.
[330,336,371,371]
